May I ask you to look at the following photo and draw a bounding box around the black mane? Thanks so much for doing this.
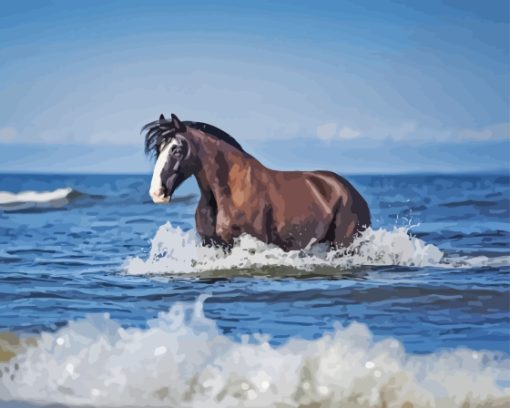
[142,117,244,159]
[184,121,244,152]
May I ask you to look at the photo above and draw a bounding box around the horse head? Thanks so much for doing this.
[143,113,196,203]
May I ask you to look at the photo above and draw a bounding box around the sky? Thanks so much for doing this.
[0,0,508,174]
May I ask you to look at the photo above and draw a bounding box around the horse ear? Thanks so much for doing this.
[159,114,165,121]
[171,113,186,132]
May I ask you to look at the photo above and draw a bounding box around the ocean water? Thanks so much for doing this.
[0,173,509,407]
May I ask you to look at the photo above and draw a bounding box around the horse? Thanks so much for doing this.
[142,113,370,251]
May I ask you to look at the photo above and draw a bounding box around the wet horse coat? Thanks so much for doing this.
[144,114,370,251]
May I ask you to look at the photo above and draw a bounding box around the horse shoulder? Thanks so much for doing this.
[227,158,269,209]
[228,161,252,207]
[208,157,265,243]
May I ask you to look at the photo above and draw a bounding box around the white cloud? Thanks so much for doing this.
[316,122,362,141]
[316,122,338,140]
[315,120,509,144]
[0,127,16,143]
[380,121,510,143]
[338,126,361,140]
[456,122,509,141]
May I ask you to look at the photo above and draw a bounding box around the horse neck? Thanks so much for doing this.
[188,129,255,200]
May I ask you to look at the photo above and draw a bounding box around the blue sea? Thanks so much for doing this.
[0,173,509,407]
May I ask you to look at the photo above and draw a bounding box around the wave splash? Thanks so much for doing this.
[0,298,508,407]
[126,223,508,275]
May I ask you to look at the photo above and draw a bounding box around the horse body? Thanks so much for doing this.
[144,114,370,251]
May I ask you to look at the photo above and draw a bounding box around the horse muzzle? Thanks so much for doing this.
[149,187,171,204]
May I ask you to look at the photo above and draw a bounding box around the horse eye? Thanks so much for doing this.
[171,145,183,156]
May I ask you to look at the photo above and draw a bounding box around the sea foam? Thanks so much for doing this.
[125,222,509,275]
[0,298,508,407]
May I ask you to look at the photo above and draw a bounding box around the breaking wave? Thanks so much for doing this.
[0,298,508,407]
[0,187,95,211]
[125,223,509,275]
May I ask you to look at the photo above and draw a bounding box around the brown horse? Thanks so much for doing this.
[143,113,370,251]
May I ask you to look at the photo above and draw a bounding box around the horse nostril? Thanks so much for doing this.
[150,186,167,199]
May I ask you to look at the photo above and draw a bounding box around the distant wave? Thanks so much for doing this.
[125,223,510,276]
[0,298,508,407]
[0,187,96,212]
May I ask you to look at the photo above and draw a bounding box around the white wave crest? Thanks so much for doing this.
[0,187,81,211]
[0,298,508,407]
[126,222,508,276]
[0,188,74,204]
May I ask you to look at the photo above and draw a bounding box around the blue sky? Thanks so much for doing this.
[0,0,508,174]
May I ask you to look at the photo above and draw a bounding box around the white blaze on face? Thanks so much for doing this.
[149,141,174,204]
